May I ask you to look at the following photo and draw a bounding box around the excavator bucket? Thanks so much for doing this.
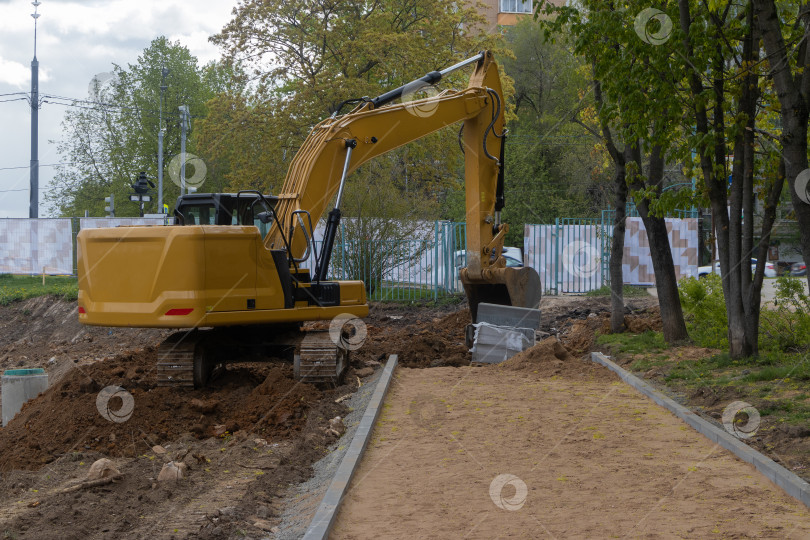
[460,266,542,324]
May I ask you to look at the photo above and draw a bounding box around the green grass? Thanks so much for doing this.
[586,285,650,298]
[0,274,78,305]
[595,330,667,354]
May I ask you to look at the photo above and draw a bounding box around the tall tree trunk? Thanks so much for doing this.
[593,77,627,333]
[739,6,763,356]
[755,0,810,292]
[680,0,753,357]
[610,154,628,333]
[628,144,689,343]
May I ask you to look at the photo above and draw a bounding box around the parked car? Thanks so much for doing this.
[791,261,807,277]
[698,258,776,278]
[453,247,523,269]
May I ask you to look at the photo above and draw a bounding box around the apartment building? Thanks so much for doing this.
[478,0,566,29]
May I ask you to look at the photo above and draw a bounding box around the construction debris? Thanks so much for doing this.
[157,461,187,483]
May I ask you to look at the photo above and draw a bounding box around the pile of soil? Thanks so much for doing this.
[357,309,472,368]
[501,337,614,381]
[0,346,321,470]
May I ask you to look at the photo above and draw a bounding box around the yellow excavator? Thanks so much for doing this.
[77,51,541,387]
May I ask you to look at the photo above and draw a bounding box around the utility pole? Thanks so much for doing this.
[178,105,189,195]
[29,1,42,218]
[157,67,169,213]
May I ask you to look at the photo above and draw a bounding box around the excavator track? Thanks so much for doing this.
[156,331,216,388]
[156,329,345,388]
[295,330,347,385]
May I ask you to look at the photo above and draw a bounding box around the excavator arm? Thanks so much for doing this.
[267,51,540,320]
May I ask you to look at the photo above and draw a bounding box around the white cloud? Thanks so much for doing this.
[0,56,29,87]
[0,0,238,217]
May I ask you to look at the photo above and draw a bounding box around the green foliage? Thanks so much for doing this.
[495,19,607,244]
[206,0,502,198]
[48,37,238,217]
[0,276,78,305]
[333,175,438,295]
[678,274,728,349]
[595,331,666,355]
[760,276,810,354]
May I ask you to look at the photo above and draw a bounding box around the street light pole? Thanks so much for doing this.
[157,67,169,213]
[29,1,41,219]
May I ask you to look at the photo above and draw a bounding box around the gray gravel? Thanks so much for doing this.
[273,367,385,539]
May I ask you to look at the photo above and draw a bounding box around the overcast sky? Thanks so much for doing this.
[0,0,236,217]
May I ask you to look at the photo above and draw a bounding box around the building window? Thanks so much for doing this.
[500,0,532,13]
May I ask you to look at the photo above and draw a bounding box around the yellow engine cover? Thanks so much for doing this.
[77,225,367,328]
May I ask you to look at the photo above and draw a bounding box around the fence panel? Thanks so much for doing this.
[0,218,74,275]
[297,220,467,301]
[524,219,605,294]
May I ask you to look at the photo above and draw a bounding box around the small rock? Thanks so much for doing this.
[219,506,236,517]
[48,357,57,365]
[157,461,186,483]
[355,367,374,378]
[87,458,120,480]
[151,445,167,456]
[253,519,274,531]
[256,505,270,519]
[253,438,268,446]
[327,416,346,437]
[212,424,228,437]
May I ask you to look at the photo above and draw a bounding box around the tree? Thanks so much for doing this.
[333,174,438,295]
[202,0,504,198]
[440,19,609,247]
[677,0,785,357]
[47,37,235,217]
[753,0,810,292]
[539,1,689,344]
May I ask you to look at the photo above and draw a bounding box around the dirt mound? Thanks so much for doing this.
[624,307,663,333]
[0,347,320,471]
[357,309,471,368]
[501,337,614,380]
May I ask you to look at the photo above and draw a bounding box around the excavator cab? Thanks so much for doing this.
[174,192,278,229]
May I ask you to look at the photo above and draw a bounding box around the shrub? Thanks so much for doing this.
[678,274,728,349]
[760,276,810,354]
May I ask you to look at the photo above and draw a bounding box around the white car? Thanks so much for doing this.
[698,258,776,278]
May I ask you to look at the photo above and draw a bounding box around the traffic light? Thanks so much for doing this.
[104,194,115,217]
[132,171,155,195]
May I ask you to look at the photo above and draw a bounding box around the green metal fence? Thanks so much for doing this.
[304,221,468,302]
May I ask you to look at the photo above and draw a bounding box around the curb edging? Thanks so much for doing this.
[302,354,399,539]
[590,351,810,508]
